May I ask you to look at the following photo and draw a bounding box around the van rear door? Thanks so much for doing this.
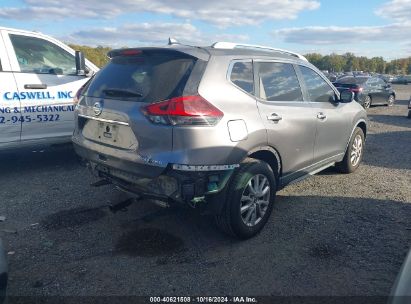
[3,29,95,143]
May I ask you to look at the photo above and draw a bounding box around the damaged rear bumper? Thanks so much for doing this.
[73,142,237,207]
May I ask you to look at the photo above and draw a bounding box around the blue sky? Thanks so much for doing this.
[0,0,410,60]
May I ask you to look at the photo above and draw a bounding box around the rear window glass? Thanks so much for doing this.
[84,52,201,103]
[337,77,368,84]
[230,61,254,94]
[256,62,303,102]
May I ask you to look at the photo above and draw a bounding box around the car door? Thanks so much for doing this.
[0,30,21,145]
[366,77,385,104]
[3,30,93,142]
[297,65,352,164]
[376,78,391,103]
[254,61,317,179]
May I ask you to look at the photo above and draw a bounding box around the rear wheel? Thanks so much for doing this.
[363,95,371,109]
[336,127,365,173]
[214,159,276,239]
[387,94,395,106]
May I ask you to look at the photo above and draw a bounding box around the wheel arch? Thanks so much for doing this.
[246,146,282,179]
[356,120,367,139]
[345,119,367,151]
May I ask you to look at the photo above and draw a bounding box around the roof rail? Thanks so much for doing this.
[211,42,308,62]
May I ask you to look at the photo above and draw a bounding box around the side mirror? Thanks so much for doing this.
[340,90,354,103]
[75,51,86,76]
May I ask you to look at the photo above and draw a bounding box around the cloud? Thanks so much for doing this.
[0,0,320,27]
[274,23,411,45]
[375,0,411,22]
[63,23,249,47]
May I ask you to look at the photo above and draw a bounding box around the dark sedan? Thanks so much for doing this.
[333,76,396,109]
[0,239,7,304]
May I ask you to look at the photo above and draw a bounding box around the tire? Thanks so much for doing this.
[363,95,371,109]
[387,94,395,107]
[336,127,365,174]
[214,159,276,239]
[408,110,411,119]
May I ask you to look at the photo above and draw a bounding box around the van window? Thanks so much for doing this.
[230,61,254,94]
[9,34,76,75]
[256,62,302,102]
[84,51,203,103]
[300,66,335,103]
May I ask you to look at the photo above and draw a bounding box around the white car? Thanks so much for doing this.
[0,27,98,150]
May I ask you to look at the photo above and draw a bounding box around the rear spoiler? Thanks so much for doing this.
[107,47,210,61]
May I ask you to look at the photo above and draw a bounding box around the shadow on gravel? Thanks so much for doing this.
[363,130,411,170]
[0,144,80,174]
[41,206,107,230]
[393,99,410,106]
[369,114,411,129]
[6,194,411,296]
[115,227,185,257]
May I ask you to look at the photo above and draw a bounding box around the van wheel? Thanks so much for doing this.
[214,159,276,239]
[336,127,365,174]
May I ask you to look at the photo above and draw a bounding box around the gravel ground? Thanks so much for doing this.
[0,85,410,298]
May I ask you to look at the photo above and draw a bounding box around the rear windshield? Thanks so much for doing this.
[84,51,204,103]
[336,77,368,85]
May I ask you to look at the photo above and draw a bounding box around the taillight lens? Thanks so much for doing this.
[142,95,223,126]
[349,87,363,93]
[73,83,88,106]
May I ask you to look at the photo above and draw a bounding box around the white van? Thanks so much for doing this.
[0,27,99,150]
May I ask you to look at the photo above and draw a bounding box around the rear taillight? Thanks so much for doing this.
[73,83,89,105]
[349,87,363,93]
[142,95,224,126]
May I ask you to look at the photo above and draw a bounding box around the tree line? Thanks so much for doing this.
[305,53,411,75]
[69,44,411,75]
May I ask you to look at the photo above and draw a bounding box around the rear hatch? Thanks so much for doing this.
[77,48,209,168]
[333,77,368,99]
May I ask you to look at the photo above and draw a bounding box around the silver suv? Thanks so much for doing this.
[72,42,367,239]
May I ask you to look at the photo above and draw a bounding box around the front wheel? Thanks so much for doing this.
[336,127,365,174]
[214,159,276,239]
[363,95,371,109]
[387,94,395,106]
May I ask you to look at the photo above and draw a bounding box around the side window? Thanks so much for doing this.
[300,66,335,103]
[9,34,76,75]
[256,62,302,102]
[377,78,386,87]
[230,61,254,94]
[367,77,377,86]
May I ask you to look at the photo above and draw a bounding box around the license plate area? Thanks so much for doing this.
[96,122,119,144]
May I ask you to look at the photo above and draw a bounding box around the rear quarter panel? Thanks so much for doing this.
[172,56,267,165]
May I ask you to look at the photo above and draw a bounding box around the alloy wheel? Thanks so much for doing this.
[350,134,363,167]
[240,174,271,227]
[364,96,371,109]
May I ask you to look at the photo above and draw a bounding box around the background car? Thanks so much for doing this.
[392,75,411,85]
[0,239,7,304]
[333,76,396,108]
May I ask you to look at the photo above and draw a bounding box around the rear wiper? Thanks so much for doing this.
[103,89,143,98]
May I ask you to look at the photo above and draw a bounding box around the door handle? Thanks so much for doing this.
[24,84,47,90]
[317,112,327,120]
[267,113,282,122]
